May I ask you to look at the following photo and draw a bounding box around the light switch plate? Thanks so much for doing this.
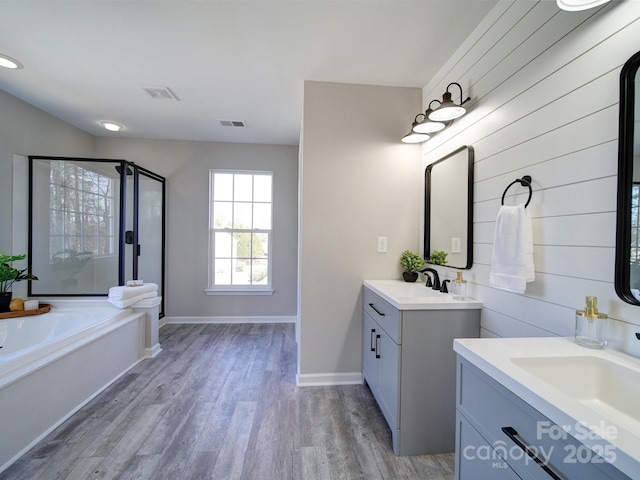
[377,237,388,253]
[451,237,461,254]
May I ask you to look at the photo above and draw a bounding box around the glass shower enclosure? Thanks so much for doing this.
[28,157,165,316]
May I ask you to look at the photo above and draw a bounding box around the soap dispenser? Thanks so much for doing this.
[575,296,608,349]
[452,271,467,300]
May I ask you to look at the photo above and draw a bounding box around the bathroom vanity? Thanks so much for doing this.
[362,280,481,455]
[454,337,639,480]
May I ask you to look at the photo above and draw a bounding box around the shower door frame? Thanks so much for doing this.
[27,156,165,316]
[131,163,166,316]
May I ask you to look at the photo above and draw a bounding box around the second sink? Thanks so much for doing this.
[511,355,640,428]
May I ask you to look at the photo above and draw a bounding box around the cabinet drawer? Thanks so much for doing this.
[458,359,630,480]
[363,287,400,343]
[456,414,521,480]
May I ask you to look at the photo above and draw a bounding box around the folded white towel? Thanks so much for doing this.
[490,204,535,294]
[108,283,158,300]
[108,291,157,308]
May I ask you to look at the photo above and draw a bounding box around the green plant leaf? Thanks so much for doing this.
[0,253,38,293]
[400,250,425,272]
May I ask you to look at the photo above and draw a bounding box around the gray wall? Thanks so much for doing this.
[420,0,640,358]
[0,88,298,319]
[7,0,640,377]
[94,138,298,319]
[298,81,422,383]
[0,89,96,298]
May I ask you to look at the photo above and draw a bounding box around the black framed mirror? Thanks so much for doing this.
[424,145,474,269]
[615,50,640,305]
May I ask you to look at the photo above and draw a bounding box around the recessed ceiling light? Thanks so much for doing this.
[0,53,23,70]
[557,0,611,11]
[101,121,123,132]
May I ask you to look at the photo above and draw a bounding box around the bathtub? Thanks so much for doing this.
[0,301,147,473]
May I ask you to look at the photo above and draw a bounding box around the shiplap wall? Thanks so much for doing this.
[421,0,640,356]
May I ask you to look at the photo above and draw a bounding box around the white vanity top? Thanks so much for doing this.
[454,337,640,479]
[363,279,482,310]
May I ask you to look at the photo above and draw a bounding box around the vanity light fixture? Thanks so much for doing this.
[101,121,123,132]
[412,101,447,134]
[401,81,470,143]
[0,53,23,70]
[557,0,611,11]
[402,116,430,143]
[428,82,470,122]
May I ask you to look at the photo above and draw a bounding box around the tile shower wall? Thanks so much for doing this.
[420,0,640,355]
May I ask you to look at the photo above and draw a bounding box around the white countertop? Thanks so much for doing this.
[454,337,640,479]
[363,279,482,310]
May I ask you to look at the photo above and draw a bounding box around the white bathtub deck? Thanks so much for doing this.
[0,309,146,472]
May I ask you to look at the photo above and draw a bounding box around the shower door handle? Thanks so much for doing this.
[125,230,134,244]
[137,244,141,256]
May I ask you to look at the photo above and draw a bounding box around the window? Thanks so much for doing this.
[208,170,272,293]
[49,160,116,262]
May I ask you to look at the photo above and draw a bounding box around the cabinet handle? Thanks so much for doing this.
[370,329,376,351]
[375,334,381,359]
[501,427,562,480]
[368,303,385,316]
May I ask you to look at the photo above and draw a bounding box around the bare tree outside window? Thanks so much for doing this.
[48,161,116,287]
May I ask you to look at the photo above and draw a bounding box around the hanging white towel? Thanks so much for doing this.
[108,291,157,308]
[490,204,535,294]
[108,283,158,300]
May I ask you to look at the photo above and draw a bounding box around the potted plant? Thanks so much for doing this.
[0,253,38,312]
[400,250,425,282]
[53,249,93,289]
[428,250,448,266]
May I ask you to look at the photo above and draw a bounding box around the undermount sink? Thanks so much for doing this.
[511,355,640,427]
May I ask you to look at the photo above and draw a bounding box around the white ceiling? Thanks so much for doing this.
[0,0,498,146]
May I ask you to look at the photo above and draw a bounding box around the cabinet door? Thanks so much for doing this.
[377,327,400,430]
[456,414,522,480]
[362,311,378,390]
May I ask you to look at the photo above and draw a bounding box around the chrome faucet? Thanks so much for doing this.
[420,267,441,290]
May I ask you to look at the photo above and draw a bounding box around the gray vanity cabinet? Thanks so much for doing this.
[455,357,631,480]
[362,286,480,455]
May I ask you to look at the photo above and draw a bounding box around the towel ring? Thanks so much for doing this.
[501,175,532,207]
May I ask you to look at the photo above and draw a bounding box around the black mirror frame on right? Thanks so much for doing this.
[615,50,640,305]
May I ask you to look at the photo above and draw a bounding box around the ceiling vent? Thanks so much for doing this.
[140,86,180,101]
[219,120,247,128]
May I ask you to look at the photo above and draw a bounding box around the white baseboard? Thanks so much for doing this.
[162,315,296,325]
[144,344,162,358]
[296,372,363,386]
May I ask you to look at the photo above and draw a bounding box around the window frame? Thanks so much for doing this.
[206,169,274,295]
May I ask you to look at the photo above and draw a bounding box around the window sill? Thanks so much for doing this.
[205,288,273,296]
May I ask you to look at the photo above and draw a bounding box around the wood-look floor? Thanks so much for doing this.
[1,323,454,480]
